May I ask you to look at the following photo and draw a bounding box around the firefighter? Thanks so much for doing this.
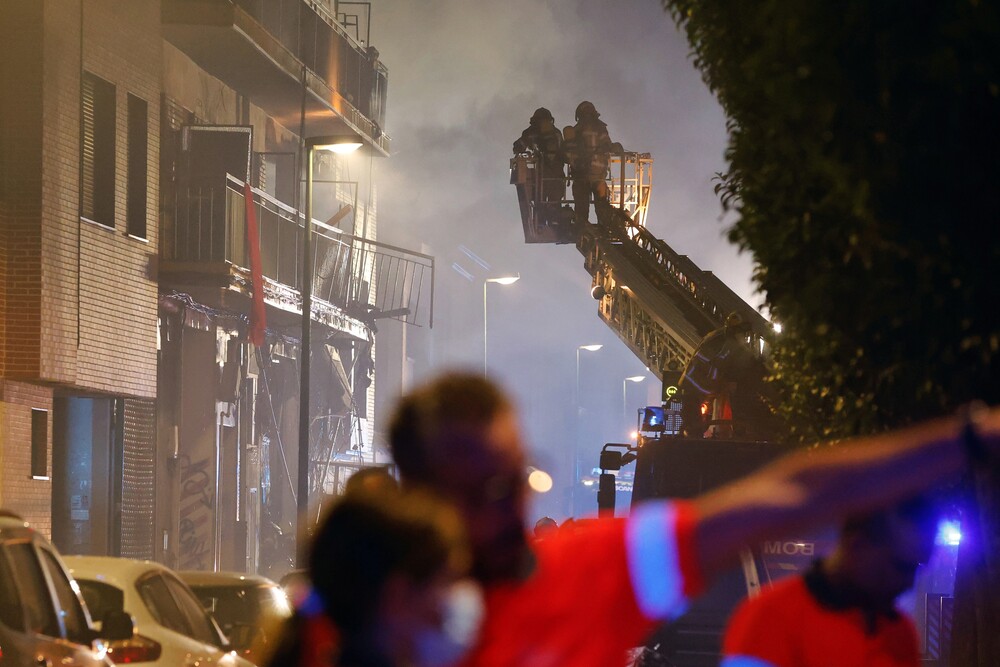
[566,101,623,226]
[678,312,756,438]
[513,108,565,226]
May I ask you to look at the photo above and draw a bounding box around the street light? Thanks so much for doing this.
[573,344,602,514]
[527,466,554,494]
[483,274,519,375]
[298,133,363,568]
[623,375,646,429]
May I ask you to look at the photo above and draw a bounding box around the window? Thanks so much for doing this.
[126,94,148,239]
[31,408,47,479]
[38,548,90,642]
[5,543,59,637]
[76,579,124,624]
[80,72,116,227]
[138,573,188,635]
[0,549,26,631]
[162,574,221,646]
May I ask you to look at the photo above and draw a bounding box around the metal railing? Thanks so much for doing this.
[596,201,770,346]
[233,0,388,131]
[166,174,434,328]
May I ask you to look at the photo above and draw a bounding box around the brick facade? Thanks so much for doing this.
[0,381,54,537]
[0,0,161,521]
[1,0,160,396]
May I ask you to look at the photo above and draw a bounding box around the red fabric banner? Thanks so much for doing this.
[244,181,267,346]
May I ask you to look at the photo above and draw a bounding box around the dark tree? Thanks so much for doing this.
[662,1,1000,663]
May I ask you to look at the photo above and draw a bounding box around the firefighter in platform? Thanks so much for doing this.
[513,108,566,226]
[565,101,623,226]
[678,312,765,439]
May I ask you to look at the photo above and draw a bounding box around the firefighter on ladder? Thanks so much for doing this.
[564,101,623,228]
[513,107,566,229]
[678,312,755,439]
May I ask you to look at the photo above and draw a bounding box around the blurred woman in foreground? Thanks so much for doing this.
[267,479,483,667]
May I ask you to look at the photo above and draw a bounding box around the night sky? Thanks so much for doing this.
[368,0,760,518]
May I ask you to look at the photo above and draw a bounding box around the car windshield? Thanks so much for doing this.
[192,584,291,628]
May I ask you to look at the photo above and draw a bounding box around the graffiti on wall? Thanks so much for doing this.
[178,455,214,570]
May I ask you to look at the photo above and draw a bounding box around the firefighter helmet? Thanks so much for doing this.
[575,100,600,122]
[530,107,554,124]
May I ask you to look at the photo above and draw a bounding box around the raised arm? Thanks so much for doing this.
[691,407,998,581]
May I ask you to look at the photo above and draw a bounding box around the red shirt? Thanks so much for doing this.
[722,574,920,667]
[459,501,703,667]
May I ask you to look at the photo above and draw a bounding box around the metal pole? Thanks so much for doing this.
[483,280,488,375]
[622,379,628,426]
[574,347,581,514]
[297,146,314,569]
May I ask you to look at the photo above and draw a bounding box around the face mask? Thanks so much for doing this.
[413,579,484,667]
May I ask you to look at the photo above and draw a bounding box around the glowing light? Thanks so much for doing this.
[773,322,783,334]
[319,141,362,154]
[625,375,645,383]
[937,520,962,546]
[487,275,520,285]
[579,344,603,352]
[309,134,364,154]
[630,430,638,440]
[527,467,553,493]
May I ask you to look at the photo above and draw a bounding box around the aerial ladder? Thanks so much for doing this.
[511,146,778,443]
[512,144,795,667]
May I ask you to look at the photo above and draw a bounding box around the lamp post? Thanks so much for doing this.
[298,134,362,568]
[623,375,646,432]
[573,344,602,514]
[483,274,519,375]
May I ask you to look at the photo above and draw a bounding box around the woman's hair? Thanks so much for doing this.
[309,482,468,635]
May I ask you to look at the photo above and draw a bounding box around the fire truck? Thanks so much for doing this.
[510,143,830,666]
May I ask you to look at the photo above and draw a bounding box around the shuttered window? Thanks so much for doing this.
[126,94,148,239]
[80,72,116,227]
[31,408,48,478]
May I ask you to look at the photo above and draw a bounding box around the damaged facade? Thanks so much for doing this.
[0,0,432,577]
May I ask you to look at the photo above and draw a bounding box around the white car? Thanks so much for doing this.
[65,556,254,667]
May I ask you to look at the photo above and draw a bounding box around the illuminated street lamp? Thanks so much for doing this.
[527,466,554,494]
[623,375,646,428]
[298,134,362,568]
[483,274,519,375]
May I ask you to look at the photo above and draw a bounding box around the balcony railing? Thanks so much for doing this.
[163,0,389,154]
[165,174,434,328]
[233,0,388,132]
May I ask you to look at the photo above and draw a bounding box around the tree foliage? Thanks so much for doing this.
[662,3,1000,662]
[663,0,1000,442]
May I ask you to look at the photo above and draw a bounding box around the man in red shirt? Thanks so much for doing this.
[722,497,937,667]
[387,373,997,667]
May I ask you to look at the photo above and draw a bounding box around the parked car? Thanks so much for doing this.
[276,568,311,606]
[179,571,292,664]
[65,556,253,667]
[0,512,133,667]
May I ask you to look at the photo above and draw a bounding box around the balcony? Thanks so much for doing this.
[161,174,434,337]
[162,0,389,155]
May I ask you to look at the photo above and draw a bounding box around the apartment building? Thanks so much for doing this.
[0,0,432,575]
[0,0,160,557]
